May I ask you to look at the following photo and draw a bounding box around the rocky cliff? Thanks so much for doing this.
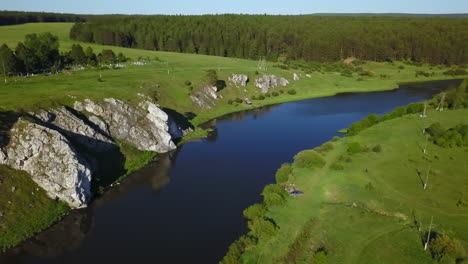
[254,75,289,93]
[0,98,183,208]
[0,120,92,208]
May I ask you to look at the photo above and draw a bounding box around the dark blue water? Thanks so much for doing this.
[0,79,461,264]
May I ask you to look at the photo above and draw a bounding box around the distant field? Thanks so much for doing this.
[240,108,468,263]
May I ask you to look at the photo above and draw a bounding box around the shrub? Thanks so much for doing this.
[235,98,243,103]
[407,102,424,114]
[258,95,265,100]
[279,90,284,94]
[220,235,257,264]
[272,91,279,97]
[315,142,334,154]
[372,144,383,152]
[275,163,292,184]
[227,99,234,105]
[184,80,191,86]
[251,95,257,100]
[443,68,468,76]
[294,150,325,169]
[243,204,266,220]
[261,184,286,207]
[287,89,297,95]
[381,106,407,121]
[341,69,353,77]
[429,234,466,263]
[347,142,362,154]
[330,162,344,170]
[265,93,271,98]
[248,218,278,239]
[398,65,405,70]
[332,136,340,142]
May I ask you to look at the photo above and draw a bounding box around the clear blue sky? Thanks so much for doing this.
[2,0,468,15]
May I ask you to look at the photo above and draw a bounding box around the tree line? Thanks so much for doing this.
[0,11,89,26]
[70,15,468,65]
[0,33,126,77]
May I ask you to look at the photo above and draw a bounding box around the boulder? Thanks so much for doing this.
[74,98,177,153]
[31,107,115,152]
[293,73,300,81]
[190,86,219,109]
[254,75,289,93]
[228,74,249,87]
[2,120,92,208]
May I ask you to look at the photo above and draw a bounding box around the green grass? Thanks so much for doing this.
[239,108,468,263]
[1,23,467,126]
[0,165,69,250]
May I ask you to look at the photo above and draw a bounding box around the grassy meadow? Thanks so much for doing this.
[237,108,468,263]
[1,23,467,125]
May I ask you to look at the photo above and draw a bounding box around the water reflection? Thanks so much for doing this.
[1,150,179,263]
[0,209,93,262]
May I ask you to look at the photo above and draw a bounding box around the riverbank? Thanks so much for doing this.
[222,91,468,262]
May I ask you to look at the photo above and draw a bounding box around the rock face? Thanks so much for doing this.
[293,73,300,81]
[254,75,289,93]
[0,148,5,163]
[0,120,92,208]
[228,74,249,87]
[31,107,115,152]
[74,98,177,152]
[190,86,220,109]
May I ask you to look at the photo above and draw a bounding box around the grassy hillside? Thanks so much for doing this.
[1,23,466,125]
[233,108,468,263]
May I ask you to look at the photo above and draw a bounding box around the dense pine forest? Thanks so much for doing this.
[0,11,90,26]
[69,15,468,65]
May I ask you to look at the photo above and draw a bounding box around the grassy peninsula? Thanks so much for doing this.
[222,84,468,263]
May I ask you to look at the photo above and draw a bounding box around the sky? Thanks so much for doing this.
[1,0,468,15]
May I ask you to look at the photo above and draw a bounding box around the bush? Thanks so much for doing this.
[287,89,297,95]
[398,65,405,70]
[275,163,292,183]
[347,142,363,154]
[220,235,257,264]
[243,204,266,220]
[235,98,243,103]
[261,184,286,207]
[347,113,379,136]
[429,234,466,263]
[372,144,382,152]
[341,69,353,77]
[330,162,344,170]
[315,142,334,154]
[443,68,468,76]
[272,91,279,97]
[184,80,191,86]
[381,106,407,121]
[227,99,234,105]
[258,95,265,100]
[251,95,257,100]
[265,93,271,98]
[294,150,325,169]
[332,136,340,142]
[248,218,278,239]
[407,102,424,114]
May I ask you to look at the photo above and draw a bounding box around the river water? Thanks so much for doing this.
[0,79,462,264]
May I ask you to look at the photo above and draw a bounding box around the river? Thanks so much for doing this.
[0,79,462,264]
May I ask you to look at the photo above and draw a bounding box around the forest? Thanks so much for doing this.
[69,15,468,65]
[0,11,90,26]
